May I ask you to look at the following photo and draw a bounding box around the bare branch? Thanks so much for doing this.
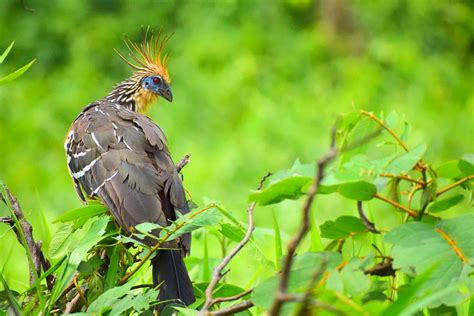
[1,184,52,289]
[357,201,380,234]
[176,153,191,173]
[211,289,252,305]
[208,300,254,316]
[201,173,272,312]
[268,126,338,315]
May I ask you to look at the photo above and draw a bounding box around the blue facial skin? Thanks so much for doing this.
[142,76,173,102]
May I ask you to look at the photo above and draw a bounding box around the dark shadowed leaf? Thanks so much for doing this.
[338,181,376,200]
[428,195,465,213]
[320,216,367,239]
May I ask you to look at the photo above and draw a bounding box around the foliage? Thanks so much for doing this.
[0,1,473,315]
[1,110,473,315]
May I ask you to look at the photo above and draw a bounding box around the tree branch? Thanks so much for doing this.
[208,300,254,315]
[0,184,53,290]
[201,173,272,313]
[357,201,380,234]
[176,153,191,173]
[268,126,338,315]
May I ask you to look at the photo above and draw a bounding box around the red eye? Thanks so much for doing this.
[152,77,161,84]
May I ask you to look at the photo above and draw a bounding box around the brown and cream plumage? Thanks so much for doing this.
[64,31,195,309]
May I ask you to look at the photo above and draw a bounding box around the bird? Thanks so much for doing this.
[64,31,195,310]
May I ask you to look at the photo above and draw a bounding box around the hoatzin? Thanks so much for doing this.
[64,32,195,309]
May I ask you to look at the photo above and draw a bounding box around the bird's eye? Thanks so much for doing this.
[152,77,161,84]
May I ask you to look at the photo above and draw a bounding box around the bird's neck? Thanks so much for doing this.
[104,77,157,113]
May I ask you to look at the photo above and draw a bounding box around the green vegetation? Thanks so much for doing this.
[0,1,473,315]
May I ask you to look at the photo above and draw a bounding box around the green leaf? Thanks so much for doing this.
[252,252,341,311]
[339,257,371,297]
[272,210,282,266]
[338,181,376,201]
[320,216,367,239]
[219,223,245,242]
[248,160,314,205]
[49,216,109,306]
[0,59,36,85]
[53,204,107,224]
[385,111,398,129]
[385,214,474,307]
[0,42,14,64]
[384,143,426,175]
[428,194,464,213]
[48,223,73,259]
[135,222,162,234]
[436,160,461,179]
[105,246,122,290]
[458,154,474,176]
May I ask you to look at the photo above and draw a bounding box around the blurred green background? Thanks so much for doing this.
[0,0,473,292]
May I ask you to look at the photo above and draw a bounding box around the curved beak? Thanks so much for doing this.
[158,83,173,102]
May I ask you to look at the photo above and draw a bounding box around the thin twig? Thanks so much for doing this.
[119,203,216,284]
[201,173,272,312]
[357,201,380,234]
[268,126,338,315]
[208,300,254,315]
[211,289,253,305]
[64,293,81,314]
[379,173,425,186]
[436,175,473,197]
[176,153,191,173]
[360,110,409,152]
[373,193,417,217]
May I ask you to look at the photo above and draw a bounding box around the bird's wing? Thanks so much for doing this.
[65,102,188,242]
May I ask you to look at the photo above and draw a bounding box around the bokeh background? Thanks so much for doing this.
[1,0,473,292]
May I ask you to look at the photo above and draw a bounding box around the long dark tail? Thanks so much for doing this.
[152,249,195,311]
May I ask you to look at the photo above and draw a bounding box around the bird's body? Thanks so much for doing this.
[64,32,195,309]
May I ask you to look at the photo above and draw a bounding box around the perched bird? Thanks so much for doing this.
[64,32,195,310]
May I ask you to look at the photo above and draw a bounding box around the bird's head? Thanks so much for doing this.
[113,30,173,113]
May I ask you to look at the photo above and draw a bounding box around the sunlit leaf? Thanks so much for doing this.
[320,216,367,239]
[458,154,474,176]
[50,216,109,306]
[436,160,461,179]
[48,223,73,259]
[338,181,377,201]
[53,204,107,223]
[0,41,14,64]
[384,143,426,175]
[219,223,245,242]
[428,195,464,213]
[385,214,474,307]
[0,59,36,85]
[248,160,314,205]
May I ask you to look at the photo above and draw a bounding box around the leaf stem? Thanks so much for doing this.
[373,193,417,217]
[436,175,473,197]
[360,110,409,152]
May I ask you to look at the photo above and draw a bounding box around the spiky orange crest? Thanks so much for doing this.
[115,29,172,83]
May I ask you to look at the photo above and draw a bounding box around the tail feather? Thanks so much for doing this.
[152,249,195,311]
